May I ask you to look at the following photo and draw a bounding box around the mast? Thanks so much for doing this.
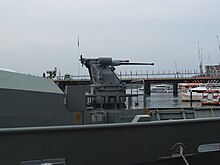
[77,36,80,76]
[217,35,220,64]
[198,41,203,75]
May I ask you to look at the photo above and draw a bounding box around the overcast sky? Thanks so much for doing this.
[0,0,220,76]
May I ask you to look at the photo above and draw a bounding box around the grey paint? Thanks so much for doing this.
[0,70,75,127]
[0,70,62,94]
[65,85,86,112]
[0,118,220,164]
[0,88,75,127]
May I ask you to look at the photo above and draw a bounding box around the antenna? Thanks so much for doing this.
[77,36,80,76]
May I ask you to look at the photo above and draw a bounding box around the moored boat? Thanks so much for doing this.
[181,86,207,101]
[151,84,173,93]
[201,89,220,105]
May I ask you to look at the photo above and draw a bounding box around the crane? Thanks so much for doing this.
[217,35,220,64]
[198,41,203,75]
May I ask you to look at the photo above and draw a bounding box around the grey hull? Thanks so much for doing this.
[1,117,220,164]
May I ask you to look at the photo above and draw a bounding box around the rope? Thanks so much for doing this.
[179,146,190,165]
[211,107,215,118]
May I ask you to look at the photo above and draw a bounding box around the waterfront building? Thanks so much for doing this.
[205,64,220,77]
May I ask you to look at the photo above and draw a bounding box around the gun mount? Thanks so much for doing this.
[80,55,154,110]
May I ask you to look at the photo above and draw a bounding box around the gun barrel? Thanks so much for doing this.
[120,62,154,66]
[119,60,129,63]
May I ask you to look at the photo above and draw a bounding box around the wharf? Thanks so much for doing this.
[54,76,220,96]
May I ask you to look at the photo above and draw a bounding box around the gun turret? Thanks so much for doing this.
[80,55,154,109]
[80,55,154,67]
[80,55,154,84]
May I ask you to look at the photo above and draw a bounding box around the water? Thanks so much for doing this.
[146,93,202,108]
[126,89,202,108]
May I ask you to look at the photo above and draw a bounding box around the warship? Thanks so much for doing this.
[0,56,220,165]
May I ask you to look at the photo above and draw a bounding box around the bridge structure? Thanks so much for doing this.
[57,69,201,79]
[54,76,220,96]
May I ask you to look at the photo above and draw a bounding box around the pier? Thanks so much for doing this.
[54,76,220,96]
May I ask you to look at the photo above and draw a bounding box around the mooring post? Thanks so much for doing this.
[190,90,192,107]
[173,82,178,96]
[144,82,151,96]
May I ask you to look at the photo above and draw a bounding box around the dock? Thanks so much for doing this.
[54,76,220,96]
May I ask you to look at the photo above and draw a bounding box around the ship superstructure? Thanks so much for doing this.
[0,57,219,164]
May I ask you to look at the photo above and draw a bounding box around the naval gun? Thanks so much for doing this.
[80,55,154,110]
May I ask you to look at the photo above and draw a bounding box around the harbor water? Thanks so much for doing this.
[127,89,203,108]
[146,93,202,108]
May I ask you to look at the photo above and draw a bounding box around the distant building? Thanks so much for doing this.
[205,64,220,77]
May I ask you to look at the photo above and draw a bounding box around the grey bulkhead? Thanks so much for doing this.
[0,70,75,127]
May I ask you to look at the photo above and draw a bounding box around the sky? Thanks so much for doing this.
[0,0,220,76]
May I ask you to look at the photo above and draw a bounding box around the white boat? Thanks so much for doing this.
[151,84,173,93]
[179,83,203,91]
[181,86,207,101]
